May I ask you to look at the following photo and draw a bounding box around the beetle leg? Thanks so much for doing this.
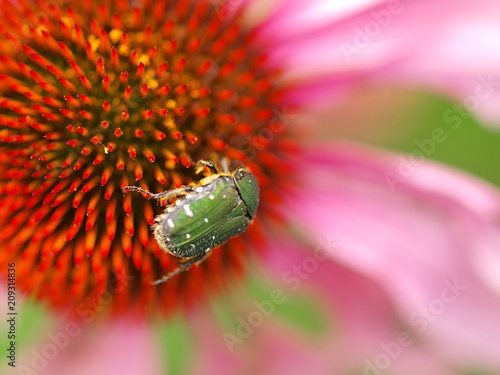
[220,157,230,173]
[149,186,193,201]
[150,253,208,285]
[122,185,193,202]
[122,186,156,197]
[196,160,219,175]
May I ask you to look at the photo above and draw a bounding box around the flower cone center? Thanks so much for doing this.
[0,0,293,317]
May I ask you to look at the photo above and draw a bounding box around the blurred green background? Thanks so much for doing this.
[313,87,500,188]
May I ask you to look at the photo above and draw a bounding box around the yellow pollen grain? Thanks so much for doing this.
[35,25,49,36]
[163,117,175,128]
[166,100,177,109]
[164,160,177,170]
[147,78,159,90]
[177,140,186,151]
[109,29,122,44]
[60,16,74,28]
[118,44,130,56]
[87,35,101,51]
[137,54,150,65]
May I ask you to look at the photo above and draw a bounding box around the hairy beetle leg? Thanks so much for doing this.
[122,185,193,202]
[150,253,209,285]
[122,186,156,198]
[195,160,219,175]
[195,158,232,175]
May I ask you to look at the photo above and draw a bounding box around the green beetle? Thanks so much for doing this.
[123,160,259,285]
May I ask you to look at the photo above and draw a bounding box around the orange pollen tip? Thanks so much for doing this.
[170,130,183,140]
[154,131,166,140]
[120,71,129,83]
[142,109,154,119]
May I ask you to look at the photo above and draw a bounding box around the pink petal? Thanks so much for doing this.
[262,240,457,375]
[252,0,500,124]
[252,0,383,36]
[191,240,456,375]
[189,312,246,375]
[285,142,500,369]
[14,318,162,375]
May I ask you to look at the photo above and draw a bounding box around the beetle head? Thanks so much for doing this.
[234,168,259,219]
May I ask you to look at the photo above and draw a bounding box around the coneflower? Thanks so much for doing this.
[0,0,293,317]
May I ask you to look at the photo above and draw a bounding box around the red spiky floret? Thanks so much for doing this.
[0,0,296,318]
